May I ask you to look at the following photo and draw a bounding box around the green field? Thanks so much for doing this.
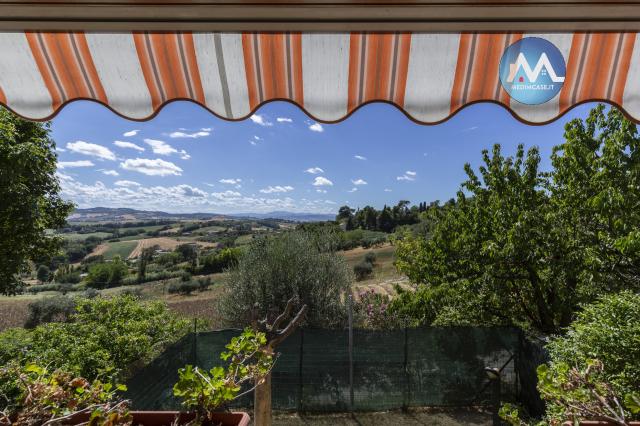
[195,225,226,234]
[61,232,113,241]
[102,240,138,259]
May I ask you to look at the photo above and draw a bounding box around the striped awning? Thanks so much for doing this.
[0,32,639,124]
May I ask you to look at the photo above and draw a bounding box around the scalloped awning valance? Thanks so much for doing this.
[1,31,639,124]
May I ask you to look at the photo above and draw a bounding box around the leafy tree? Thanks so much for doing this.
[85,257,129,289]
[0,109,73,295]
[200,248,241,274]
[394,106,640,334]
[36,265,50,283]
[336,205,354,222]
[137,246,156,283]
[218,230,352,328]
[376,206,394,233]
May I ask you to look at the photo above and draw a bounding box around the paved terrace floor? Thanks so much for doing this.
[270,408,492,425]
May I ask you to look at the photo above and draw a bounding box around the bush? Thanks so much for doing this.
[218,230,352,328]
[200,248,241,274]
[353,289,408,329]
[25,283,62,293]
[25,296,76,328]
[85,257,129,289]
[168,281,199,295]
[364,251,377,265]
[36,265,50,283]
[353,261,373,281]
[0,295,191,380]
[546,291,640,397]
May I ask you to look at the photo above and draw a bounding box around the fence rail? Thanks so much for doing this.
[124,326,544,413]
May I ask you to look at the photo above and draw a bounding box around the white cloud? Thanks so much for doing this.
[397,171,417,181]
[348,187,358,193]
[203,182,215,188]
[316,189,327,194]
[354,155,367,161]
[259,185,294,194]
[102,170,119,176]
[352,179,367,186]
[219,178,242,185]
[312,176,333,186]
[201,127,213,131]
[179,150,191,160]
[309,122,324,132]
[123,130,139,137]
[120,158,183,176]
[169,130,210,139]
[59,174,335,214]
[277,117,292,123]
[114,140,145,151]
[250,135,262,146]
[384,188,392,192]
[67,141,116,161]
[211,190,242,199]
[305,167,325,174]
[115,180,141,187]
[250,114,273,127]
[59,160,94,169]
[176,184,207,198]
[143,139,177,156]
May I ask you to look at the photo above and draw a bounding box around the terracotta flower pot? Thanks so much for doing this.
[71,410,250,426]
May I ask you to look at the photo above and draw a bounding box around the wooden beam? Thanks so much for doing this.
[1,1,640,31]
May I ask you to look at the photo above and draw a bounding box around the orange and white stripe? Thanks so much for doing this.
[242,33,304,110]
[450,33,523,114]
[133,32,206,111]
[560,33,635,112]
[25,32,108,111]
[0,31,638,124]
[347,33,412,113]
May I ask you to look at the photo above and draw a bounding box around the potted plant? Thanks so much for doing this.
[168,327,275,426]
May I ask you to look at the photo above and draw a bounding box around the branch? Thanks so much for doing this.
[269,304,307,348]
[269,298,296,332]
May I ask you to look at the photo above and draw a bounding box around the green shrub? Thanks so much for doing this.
[168,278,211,295]
[200,248,241,274]
[85,257,129,289]
[36,265,50,283]
[546,291,640,397]
[25,283,62,293]
[0,295,191,380]
[219,230,352,328]
[364,251,377,265]
[25,296,76,328]
[353,261,373,281]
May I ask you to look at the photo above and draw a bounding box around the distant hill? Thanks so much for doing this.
[233,212,335,222]
[69,207,334,223]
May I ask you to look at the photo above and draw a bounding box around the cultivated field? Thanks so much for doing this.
[0,245,407,332]
[128,237,217,259]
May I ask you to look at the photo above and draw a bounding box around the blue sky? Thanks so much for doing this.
[52,100,600,214]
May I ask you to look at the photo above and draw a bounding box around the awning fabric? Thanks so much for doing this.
[0,32,639,124]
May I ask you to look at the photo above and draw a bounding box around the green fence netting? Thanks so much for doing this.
[125,327,525,412]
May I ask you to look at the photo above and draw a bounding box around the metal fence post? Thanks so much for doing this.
[348,294,354,413]
[403,327,409,409]
[298,328,304,412]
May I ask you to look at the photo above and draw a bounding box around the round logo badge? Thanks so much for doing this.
[499,37,566,105]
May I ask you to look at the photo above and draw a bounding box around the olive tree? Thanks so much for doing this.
[218,230,352,328]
